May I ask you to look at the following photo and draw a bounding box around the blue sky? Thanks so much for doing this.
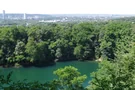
[0,0,135,14]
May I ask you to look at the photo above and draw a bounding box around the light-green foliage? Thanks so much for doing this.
[88,48,135,90]
[0,20,134,67]
[54,66,87,90]
[0,66,87,90]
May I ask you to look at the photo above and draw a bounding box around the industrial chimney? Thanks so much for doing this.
[2,10,5,20]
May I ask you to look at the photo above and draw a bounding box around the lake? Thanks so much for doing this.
[0,61,98,87]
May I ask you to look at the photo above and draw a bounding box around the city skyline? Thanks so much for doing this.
[0,0,135,14]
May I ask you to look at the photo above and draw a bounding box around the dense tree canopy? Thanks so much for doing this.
[87,46,135,90]
[1,18,135,89]
[0,20,133,67]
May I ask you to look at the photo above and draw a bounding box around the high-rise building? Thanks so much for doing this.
[2,10,5,20]
[24,13,26,19]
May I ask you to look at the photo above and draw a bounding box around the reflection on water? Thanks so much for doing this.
[0,61,98,86]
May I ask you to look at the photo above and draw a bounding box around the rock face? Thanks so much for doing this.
[96,58,102,62]
[14,63,22,68]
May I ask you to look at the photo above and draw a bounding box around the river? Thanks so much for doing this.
[0,61,98,87]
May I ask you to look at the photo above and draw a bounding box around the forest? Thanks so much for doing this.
[1,18,135,89]
[0,20,133,67]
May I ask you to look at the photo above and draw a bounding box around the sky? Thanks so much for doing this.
[0,0,135,14]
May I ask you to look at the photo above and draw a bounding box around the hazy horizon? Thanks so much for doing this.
[0,0,135,14]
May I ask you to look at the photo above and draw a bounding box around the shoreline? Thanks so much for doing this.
[0,59,99,68]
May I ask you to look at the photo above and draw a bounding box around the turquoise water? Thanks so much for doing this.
[0,61,98,86]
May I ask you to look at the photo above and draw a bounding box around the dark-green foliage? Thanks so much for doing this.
[0,20,134,66]
[88,46,135,90]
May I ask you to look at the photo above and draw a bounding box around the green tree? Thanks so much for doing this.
[88,52,135,90]
[54,66,87,90]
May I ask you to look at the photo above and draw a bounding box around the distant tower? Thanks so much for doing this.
[2,10,5,20]
[24,13,26,20]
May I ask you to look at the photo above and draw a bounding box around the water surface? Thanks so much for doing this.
[0,61,98,86]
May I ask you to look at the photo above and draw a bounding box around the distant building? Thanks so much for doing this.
[24,13,26,19]
[2,10,5,20]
